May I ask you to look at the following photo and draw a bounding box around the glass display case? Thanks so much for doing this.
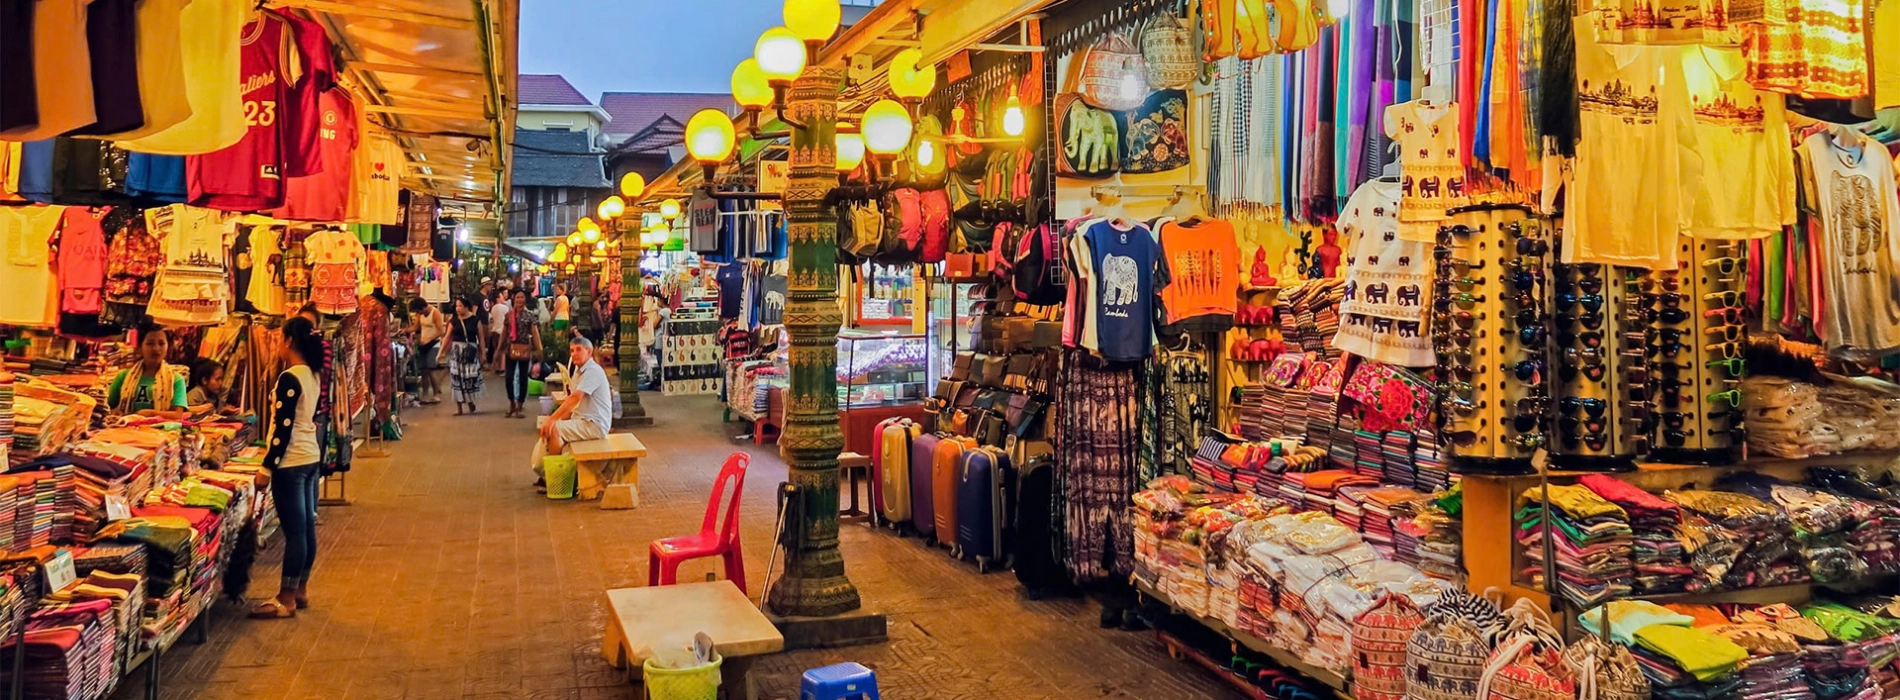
[836,330,929,408]
[927,282,983,394]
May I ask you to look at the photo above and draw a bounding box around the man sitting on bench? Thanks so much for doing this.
[532,336,614,491]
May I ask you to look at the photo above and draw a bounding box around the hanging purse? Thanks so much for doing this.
[1078,30,1148,111]
[1141,13,1199,89]
[950,352,974,381]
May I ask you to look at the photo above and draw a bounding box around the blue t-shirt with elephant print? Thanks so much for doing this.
[1084,219,1159,363]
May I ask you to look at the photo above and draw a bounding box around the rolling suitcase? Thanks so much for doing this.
[877,419,919,524]
[909,432,942,540]
[869,417,903,523]
[1012,449,1070,594]
[955,446,1016,572]
[932,436,976,552]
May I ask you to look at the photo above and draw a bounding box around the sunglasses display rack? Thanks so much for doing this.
[1640,237,1747,464]
[1432,205,1546,475]
[1546,259,1641,472]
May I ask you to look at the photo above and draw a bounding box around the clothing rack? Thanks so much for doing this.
[1089,184,1206,199]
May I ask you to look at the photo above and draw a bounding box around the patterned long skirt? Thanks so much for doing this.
[1056,350,1141,583]
[449,341,483,403]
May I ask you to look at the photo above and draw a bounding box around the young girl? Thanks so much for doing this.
[252,316,326,619]
[186,359,231,414]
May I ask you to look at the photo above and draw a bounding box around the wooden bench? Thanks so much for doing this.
[569,433,647,507]
[601,581,784,700]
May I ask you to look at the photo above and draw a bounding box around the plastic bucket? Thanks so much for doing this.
[543,455,578,500]
[643,653,722,700]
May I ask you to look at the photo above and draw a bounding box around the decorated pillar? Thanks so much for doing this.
[616,231,651,427]
[766,64,860,617]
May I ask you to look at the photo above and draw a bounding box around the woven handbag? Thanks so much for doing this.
[1141,14,1198,89]
[1562,635,1651,700]
[1477,600,1576,700]
[1077,30,1148,111]
[1407,615,1494,700]
[1351,593,1424,700]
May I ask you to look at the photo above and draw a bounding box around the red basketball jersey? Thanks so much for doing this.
[186,12,300,212]
[273,87,357,222]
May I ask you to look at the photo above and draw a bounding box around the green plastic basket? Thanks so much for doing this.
[643,653,722,700]
[543,455,577,500]
[529,379,545,396]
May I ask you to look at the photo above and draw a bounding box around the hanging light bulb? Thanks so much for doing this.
[1001,90,1026,137]
[835,127,866,173]
[730,59,773,112]
[783,0,841,45]
[754,26,807,85]
[861,99,913,156]
[915,139,937,169]
[618,172,645,199]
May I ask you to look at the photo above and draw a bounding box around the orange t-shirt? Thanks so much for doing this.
[1157,217,1242,330]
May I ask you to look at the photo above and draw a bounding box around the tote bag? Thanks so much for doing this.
[1077,30,1148,111]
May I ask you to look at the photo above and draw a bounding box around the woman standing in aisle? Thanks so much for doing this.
[411,299,446,404]
[446,296,486,414]
[251,317,325,619]
[504,288,541,418]
[107,328,190,418]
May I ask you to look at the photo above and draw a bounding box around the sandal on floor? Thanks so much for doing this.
[250,600,296,619]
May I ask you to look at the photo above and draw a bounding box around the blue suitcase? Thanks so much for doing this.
[955,446,1015,572]
[909,432,941,540]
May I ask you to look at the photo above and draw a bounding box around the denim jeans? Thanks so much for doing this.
[273,465,321,590]
[506,358,530,404]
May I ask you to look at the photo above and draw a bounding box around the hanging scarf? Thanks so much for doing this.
[115,362,185,414]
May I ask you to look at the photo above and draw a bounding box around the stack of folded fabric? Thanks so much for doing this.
[1380,431,1416,488]
[1413,428,1450,493]
[1516,484,1633,607]
[1807,468,1900,575]
[1665,489,1801,591]
[1355,487,1429,561]
[0,597,117,700]
[0,565,37,641]
[1350,428,1384,479]
[1579,474,1693,594]
[45,570,146,675]
[0,373,14,460]
[1631,621,1751,700]
[1719,473,1867,584]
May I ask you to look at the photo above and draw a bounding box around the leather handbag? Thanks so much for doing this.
[949,352,974,381]
[1010,398,1048,438]
[976,411,1008,447]
[1031,320,1062,348]
[978,354,1008,388]
[973,388,1003,412]
[1002,316,1036,349]
[953,384,979,409]
[1003,354,1036,390]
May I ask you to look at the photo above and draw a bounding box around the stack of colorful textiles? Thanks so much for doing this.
[0,597,116,700]
[45,570,145,676]
[1807,468,1900,575]
[1579,474,1693,594]
[0,373,14,461]
[1666,489,1802,590]
[1379,430,1416,488]
[1412,428,1450,493]
[1718,473,1867,584]
[0,564,38,641]
[1516,484,1633,607]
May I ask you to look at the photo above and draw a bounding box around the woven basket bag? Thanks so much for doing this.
[1351,593,1425,700]
[1562,635,1651,700]
[1407,615,1494,700]
[1140,15,1198,89]
[1077,30,1148,111]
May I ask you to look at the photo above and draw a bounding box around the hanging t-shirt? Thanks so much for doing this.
[96,0,191,140]
[1332,179,1435,366]
[1803,131,1900,357]
[418,261,450,304]
[1743,0,1869,99]
[0,0,94,141]
[350,135,403,224]
[121,0,247,155]
[246,224,286,315]
[1155,217,1242,333]
[186,11,303,212]
[1565,28,1686,269]
[51,207,110,314]
[0,0,35,133]
[278,11,333,178]
[125,153,188,203]
[69,0,143,136]
[145,204,231,325]
[305,228,364,315]
[1382,100,1465,231]
[0,205,63,327]
[274,88,358,222]
[1083,219,1160,362]
[1679,46,1797,239]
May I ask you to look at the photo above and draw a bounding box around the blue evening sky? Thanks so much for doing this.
[520,0,785,98]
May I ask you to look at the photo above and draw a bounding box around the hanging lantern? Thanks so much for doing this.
[754,27,806,85]
[660,198,682,220]
[731,59,773,112]
[861,99,913,156]
[1001,90,1026,137]
[887,48,935,102]
[783,0,840,45]
[835,126,866,173]
[597,196,626,221]
[684,109,738,165]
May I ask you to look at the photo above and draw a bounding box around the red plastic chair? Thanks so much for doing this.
[648,452,750,593]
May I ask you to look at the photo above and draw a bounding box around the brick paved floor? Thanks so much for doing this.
[110,383,1243,700]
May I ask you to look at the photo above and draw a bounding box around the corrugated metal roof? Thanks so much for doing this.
[519,74,594,106]
[511,128,609,188]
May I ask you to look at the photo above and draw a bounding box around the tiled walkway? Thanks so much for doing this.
[111,383,1243,700]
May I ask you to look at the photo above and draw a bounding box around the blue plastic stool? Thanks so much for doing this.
[799,662,881,700]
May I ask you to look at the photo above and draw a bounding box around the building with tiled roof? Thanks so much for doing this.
[598,92,738,188]
[517,74,611,141]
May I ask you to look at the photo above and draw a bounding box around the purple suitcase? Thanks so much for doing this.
[909,432,941,540]
[955,446,1015,572]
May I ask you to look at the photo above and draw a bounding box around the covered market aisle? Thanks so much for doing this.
[107,386,1242,700]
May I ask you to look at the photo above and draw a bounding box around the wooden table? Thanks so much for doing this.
[601,581,784,700]
[567,432,647,506]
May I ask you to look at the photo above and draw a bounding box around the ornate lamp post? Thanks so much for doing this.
[606,175,653,427]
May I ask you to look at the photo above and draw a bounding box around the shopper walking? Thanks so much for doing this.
[488,288,511,374]
[553,283,571,332]
[448,296,485,414]
[530,336,612,490]
[251,316,325,619]
[504,289,541,418]
[412,299,446,404]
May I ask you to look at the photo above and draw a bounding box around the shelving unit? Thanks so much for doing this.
[1133,579,1351,696]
